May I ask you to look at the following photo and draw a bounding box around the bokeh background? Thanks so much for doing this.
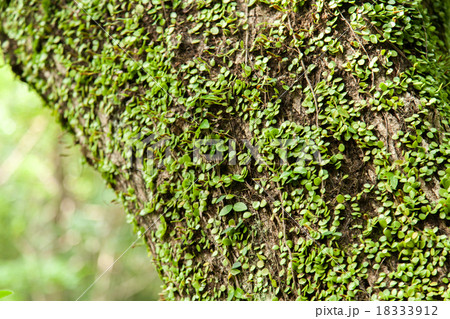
[0,55,161,300]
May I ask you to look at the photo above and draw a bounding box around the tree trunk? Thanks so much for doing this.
[1,0,449,300]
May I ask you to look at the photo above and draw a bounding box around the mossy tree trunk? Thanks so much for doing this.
[1,0,449,300]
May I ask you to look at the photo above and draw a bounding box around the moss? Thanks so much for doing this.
[1,0,450,300]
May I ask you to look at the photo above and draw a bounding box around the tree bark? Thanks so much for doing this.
[1,0,449,300]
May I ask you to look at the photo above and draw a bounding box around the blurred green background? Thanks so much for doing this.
[0,55,161,300]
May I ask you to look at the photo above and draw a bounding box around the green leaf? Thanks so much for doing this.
[294,166,307,175]
[390,176,398,189]
[369,57,378,68]
[156,215,167,239]
[210,27,219,35]
[379,218,387,228]
[338,144,345,152]
[135,4,145,15]
[230,268,241,276]
[232,261,242,269]
[379,82,388,91]
[337,106,349,118]
[348,280,359,290]
[233,202,247,212]
[199,119,210,130]
[227,287,235,300]
[219,205,233,216]
[307,64,316,73]
[234,288,245,299]
[0,290,13,299]
[243,65,252,77]
[336,194,345,203]
[314,177,322,186]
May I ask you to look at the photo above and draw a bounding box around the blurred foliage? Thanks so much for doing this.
[0,56,161,300]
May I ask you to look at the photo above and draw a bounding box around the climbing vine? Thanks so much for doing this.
[1,0,449,300]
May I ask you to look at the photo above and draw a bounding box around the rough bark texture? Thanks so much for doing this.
[1,0,449,300]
